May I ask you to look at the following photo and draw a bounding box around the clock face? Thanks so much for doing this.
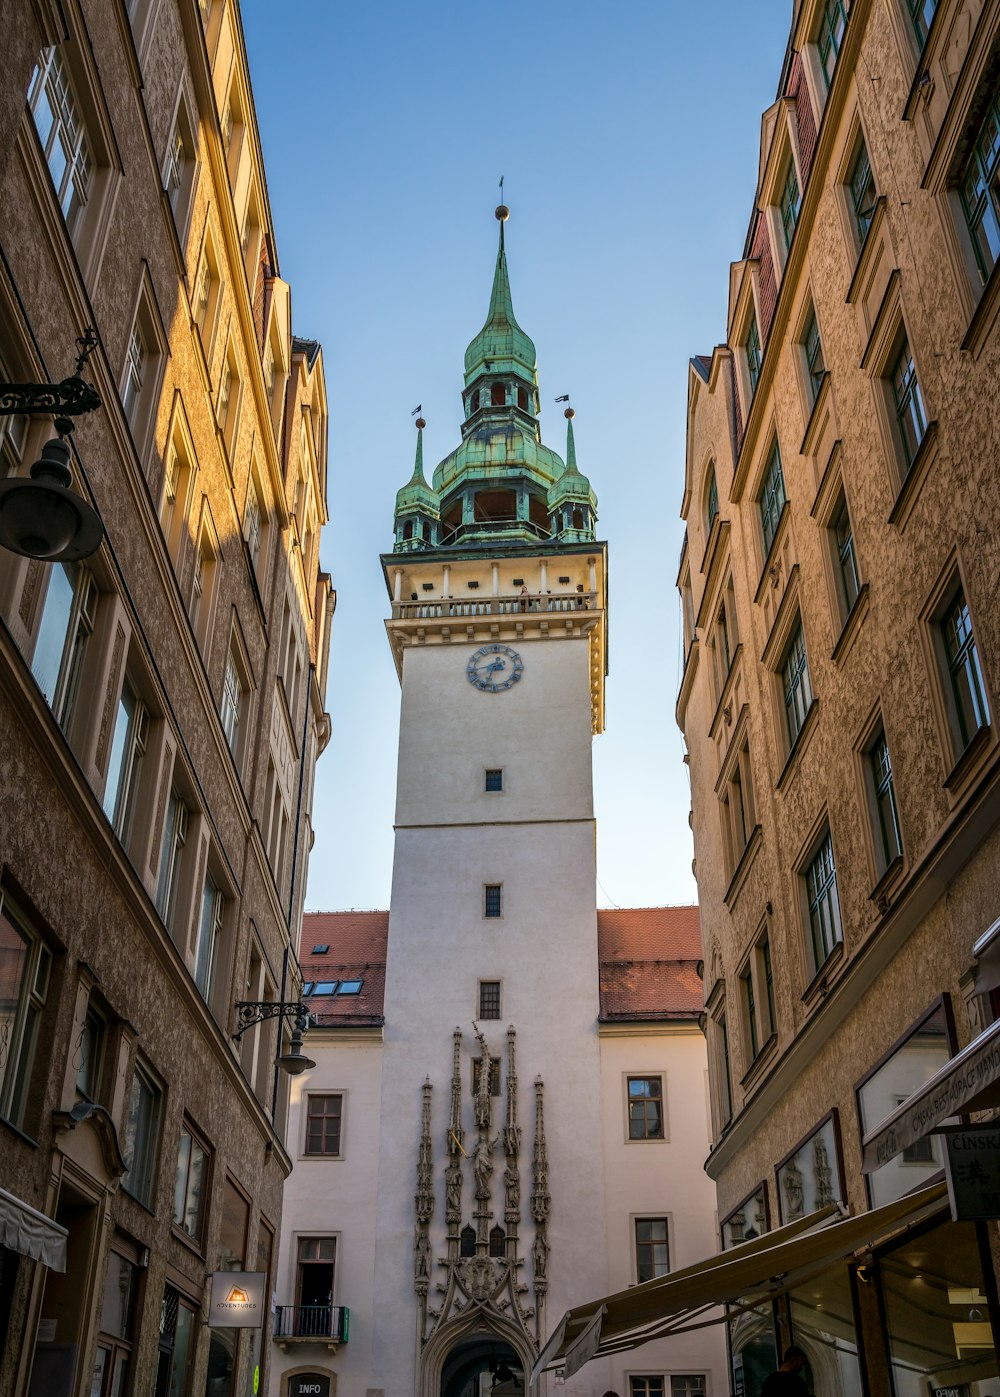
[466,644,523,692]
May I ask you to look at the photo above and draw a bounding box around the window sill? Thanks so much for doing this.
[723,824,763,910]
[299,1152,344,1163]
[831,583,870,667]
[776,698,820,792]
[868,854,905,917]
[799,371,831,458]
[170,1224,207,1260]
[887,421,939,533]
[961,258,1000,359]
[740,1031,778,1091]
[943,722,993,796]
[801,938,845,1008]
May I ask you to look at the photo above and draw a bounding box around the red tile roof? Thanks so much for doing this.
[300,911,389,1025]
[597,906,703,1021]
[299,906,704,1026]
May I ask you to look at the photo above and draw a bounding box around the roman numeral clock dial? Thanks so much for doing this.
[466,644,524,693]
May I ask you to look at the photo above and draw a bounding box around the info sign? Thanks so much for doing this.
[288,1377,330,1397]
[208,1271,266,1328]
[943,1125,1000,1221]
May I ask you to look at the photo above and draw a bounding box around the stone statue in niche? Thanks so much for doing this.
[504,1163,520,1214]
[473,1134,494,1199]
[446,1164,462,1220]
[532,1230,549,1281]
[414,1227,431,1281]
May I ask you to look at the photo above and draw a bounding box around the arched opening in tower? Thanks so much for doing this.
[473,489,516,524]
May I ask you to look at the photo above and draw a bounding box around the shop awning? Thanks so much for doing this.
[0,1186,66,1270]
[533,1180,947,1381]
[861,1017,1000,1174]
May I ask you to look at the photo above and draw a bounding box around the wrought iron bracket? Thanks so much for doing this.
[0,329,102,431]
[233,1000,311,1040]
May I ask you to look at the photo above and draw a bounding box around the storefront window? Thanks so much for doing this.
[881,1218,1000,1397]
[730,1306,778,1397]
[776,1116,842,1223]
[857,1004,952,1207]
[723,1187,769,1249]
[788,1267,863,1397]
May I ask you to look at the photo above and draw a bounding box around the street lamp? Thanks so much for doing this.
[233,1000,316,1077]
[0,331,104,561]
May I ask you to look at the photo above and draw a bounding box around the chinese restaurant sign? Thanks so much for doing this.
[208,1271,266,1328]
[944,1125,1000,1221]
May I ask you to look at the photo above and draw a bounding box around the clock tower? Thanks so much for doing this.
[372,207,610,1394]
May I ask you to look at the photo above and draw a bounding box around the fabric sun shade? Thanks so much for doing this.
[0,1185,67,1271]
[533,1180,947,1381]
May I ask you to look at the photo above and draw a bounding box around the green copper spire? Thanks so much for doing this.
[548,407,597,538]
[394,416,440,550]
[463,207,537,384]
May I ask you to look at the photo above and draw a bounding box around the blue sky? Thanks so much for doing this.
[241,0,792,912]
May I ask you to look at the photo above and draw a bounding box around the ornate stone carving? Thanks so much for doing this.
[447,1027,464,1156]
[530,1077,550,1223]
[782,1157,804,1220]
[445,1162,462,1224]
[532,1230,549,1284]
[472,1134,494,1201]
[813,1133,834,1208]
[502,1024,521,1158]
[504,1164,520,1220]
[414,1226,431,1287]
[459,1254,503,1303]
[473,1023,492,1130]
[415,1078,434,1224]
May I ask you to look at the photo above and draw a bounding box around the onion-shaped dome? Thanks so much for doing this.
[463,208,537,384]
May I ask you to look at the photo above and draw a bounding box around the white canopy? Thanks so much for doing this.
[0,1186,67,1271]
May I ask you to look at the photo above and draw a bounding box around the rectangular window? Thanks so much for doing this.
[758,442,786,555]
[156,790,188,931]
[156,1286,196,1397]
[745,311,762,397]
[780,157,801,248]
[849,137,877,244]
[672,1377,707,1397]
[296,1237,335,1321]
[631,1381,666,1397]
[782,622,813,747]
[890,337,927,469]
[103,679,148,842]
[94,1246,138,1397]
[627,1076,664,1140]
[173,1121,210,1244]
[802,308,826,405]
[0,894,51,1130]
[868,728,902,870]
[121,1061,160,1207]
[777,1114,842,1221]
[195,874,223,1000]
[31,562,97,731]
[484,884,502,918]
[76,1002,105,1101]
[484,768,503,793]
[805,833,842,971]
[831,492,860,616]
[762,936,775,1036]
[220,650,243,753]
[817,0,847,86]
[478,981,501,1019]
[741,964,759,1060]
[961,78,1000,284]
[245,474,263,569]
[715,1009,733,1127]
[28,48,93,239]
[635,1218,670,1283]
[942,588,990,749]
[122,326,145,426]
[305,1095,343,1157]
[706,469,719,532]
[908,0,937,47]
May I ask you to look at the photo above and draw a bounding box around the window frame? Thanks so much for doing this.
[802,829,843,976]
[303,1093,344,1158]
[172,1117,212,1248]
[848,134,877,248]
[0,891,52,1131]
[865,725,903,875]
[745,309,763,400]
[626,1075,666,1142]
[121,1058,162,1207]
[940,586,990,752]
[779,155,802,250]
[478,980,502,1020]
[959,73,1000,288]
[888,334,928,471]
[816,0,847,89]
[781,620,813,750]
[633,1215,671,1284]
[483,883,503,919]
[757,440,786,558]
[801,304,826,408]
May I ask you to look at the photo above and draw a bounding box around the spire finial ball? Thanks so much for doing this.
[495,204,510,222]
[415,417,426,430]
[564,407,575,420]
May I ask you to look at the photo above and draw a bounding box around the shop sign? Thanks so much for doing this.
[943,1126,1000,1221]
[208,1271,266,1328]
[288,1378,330,1397]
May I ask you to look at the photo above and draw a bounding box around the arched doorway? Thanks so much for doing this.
[440,1335,524,1396]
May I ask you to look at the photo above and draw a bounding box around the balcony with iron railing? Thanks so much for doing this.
[391,590,597,621]
[272,1304,349,1350]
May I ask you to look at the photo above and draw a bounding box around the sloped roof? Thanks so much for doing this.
[299,906,704,1026]
[300,911,389,1025]
[597,906,703,1022]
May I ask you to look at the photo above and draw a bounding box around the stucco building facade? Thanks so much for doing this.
[267,216,727,1397]
[0,3,332,1397]
[675,1,1000,1397]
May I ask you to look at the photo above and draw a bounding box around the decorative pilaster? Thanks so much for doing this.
[445,1028,464,1256]
[531,1075,551,1341]
[414,1078,434,1303]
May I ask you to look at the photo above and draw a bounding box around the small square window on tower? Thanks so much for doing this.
[484,884,502,918]
[484,768,503,793]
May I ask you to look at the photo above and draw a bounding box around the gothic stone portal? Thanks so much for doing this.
[439,1335,524,1397]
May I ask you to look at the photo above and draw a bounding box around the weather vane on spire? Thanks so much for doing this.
[496,175,509,223]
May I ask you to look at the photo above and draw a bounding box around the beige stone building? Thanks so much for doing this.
[670,0,1000,1396]
[0,2,332,1397]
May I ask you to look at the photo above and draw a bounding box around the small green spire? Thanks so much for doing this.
[463,207,536,382]
[411,418,425,481]
[565,412,577,471]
